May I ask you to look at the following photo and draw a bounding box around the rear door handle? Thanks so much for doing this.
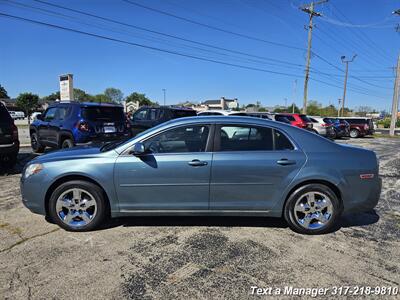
[188,159,208,167]
[277,159,296,166]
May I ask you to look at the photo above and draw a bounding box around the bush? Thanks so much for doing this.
[377,118,400,128]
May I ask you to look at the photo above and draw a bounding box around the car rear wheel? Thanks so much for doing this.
[284,184,342,234]
[61,138,74,149]
[48,180,108,232]
[31,132,45,153]
[350,129,360,138]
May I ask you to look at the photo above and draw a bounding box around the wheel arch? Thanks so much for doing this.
[58,130,74,147]
[44,174,111,217]
[281,179,343,217]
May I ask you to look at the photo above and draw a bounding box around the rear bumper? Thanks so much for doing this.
[75,132,130,144]
[341,176,382,214]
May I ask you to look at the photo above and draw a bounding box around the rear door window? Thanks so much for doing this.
[219,125,274,151]
[134,109,149,121]
[274,130,294,150]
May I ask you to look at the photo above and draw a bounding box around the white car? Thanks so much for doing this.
[197,110,233,116]
[15,111,25,120]
[309,116,335,137]
[30,112,41,122]
[8,111,18,120]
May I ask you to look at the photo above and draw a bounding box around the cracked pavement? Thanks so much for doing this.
[0,138,399,299]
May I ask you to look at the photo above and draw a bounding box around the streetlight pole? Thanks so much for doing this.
[341,54,357,117]
[162,89,166,106]
[338,98,342,117]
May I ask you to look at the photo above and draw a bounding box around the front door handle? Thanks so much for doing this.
[277,159,296,166]
[188,159,208,167]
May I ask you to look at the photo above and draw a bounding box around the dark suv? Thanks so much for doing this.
[30,102,129,153]
[0,102,19,168]
[130,106,197,136]
[340,117,374,138]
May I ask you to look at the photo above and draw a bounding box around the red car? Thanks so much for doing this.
[275,113,313,130]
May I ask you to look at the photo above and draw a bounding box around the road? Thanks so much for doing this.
[0,138,399,299]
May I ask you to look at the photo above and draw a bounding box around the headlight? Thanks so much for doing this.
[24,163,44,179]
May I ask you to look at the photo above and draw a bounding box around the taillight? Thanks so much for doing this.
[11,123,18,141]
[321,123,329,127]
[76,121,90,132]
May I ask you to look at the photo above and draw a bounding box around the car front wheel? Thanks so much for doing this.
[284,184,342,234]
[48,180,108,231]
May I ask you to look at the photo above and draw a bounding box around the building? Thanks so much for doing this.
[192,97,239,112]
[0,98,53,112]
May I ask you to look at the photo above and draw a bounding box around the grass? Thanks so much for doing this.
[373,134,400,139]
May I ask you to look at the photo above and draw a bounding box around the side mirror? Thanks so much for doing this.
[36,114,44,121]
[131,142,146,155]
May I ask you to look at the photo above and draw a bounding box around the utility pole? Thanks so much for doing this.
[338,99,342,117]
[390,54,400,136]
[341,54,357,117]
[390,9,400,136]
[300,0,328,114]
[162,88,166,106]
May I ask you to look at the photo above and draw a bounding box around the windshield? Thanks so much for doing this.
[82,106,124,122]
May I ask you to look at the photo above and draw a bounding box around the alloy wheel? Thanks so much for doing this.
[55,188,97,228]
[293,191,333,230]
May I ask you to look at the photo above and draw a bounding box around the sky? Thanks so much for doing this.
[0,0,399,111]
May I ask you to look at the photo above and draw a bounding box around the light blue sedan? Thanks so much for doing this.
[20,116,381,234]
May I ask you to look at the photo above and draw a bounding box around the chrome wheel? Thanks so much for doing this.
[55,188,97,228]
[293,191,333,230]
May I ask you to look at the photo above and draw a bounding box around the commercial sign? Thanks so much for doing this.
[59,74,74,101]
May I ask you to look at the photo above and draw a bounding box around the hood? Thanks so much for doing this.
[33,145,116,163]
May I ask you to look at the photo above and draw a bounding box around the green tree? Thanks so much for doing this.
[16,93,39,124]
[42,91,60,102]
[125,92,155,106]
[74,88,94,102]
[104,88,124,103]
[93,94,111,103]
[0,84,9,99]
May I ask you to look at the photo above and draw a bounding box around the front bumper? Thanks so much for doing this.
[20,170,49,215]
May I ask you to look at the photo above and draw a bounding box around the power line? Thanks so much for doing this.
[121,0,305,51]
[0,12,306,78]
[30,0,306,69]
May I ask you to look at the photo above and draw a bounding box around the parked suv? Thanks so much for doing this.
[275,113,313,130]
[30,102,129,153]
[130,106,197,136]
[339,117,374,138]
[0,102,19,168]
[309,116,335,137]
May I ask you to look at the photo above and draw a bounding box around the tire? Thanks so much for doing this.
[284,184,342,235]
[349,129,360,138]
[31,132,45,153]
[48,180,108,232]
[61,138,74,149]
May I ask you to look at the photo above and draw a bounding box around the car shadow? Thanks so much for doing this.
[102,215,289,230]
[338,210,380,228]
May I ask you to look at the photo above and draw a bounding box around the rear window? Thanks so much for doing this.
[82,106,124,121]
[171,109,197,119]
[0,104,11,121]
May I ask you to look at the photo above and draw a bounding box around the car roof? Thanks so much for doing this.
[49,101,123,108]
[139,105,194,111]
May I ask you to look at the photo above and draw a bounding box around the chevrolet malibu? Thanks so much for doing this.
[20,116,381,234]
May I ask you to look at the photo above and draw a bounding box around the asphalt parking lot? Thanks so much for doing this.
[0,138,399,299]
